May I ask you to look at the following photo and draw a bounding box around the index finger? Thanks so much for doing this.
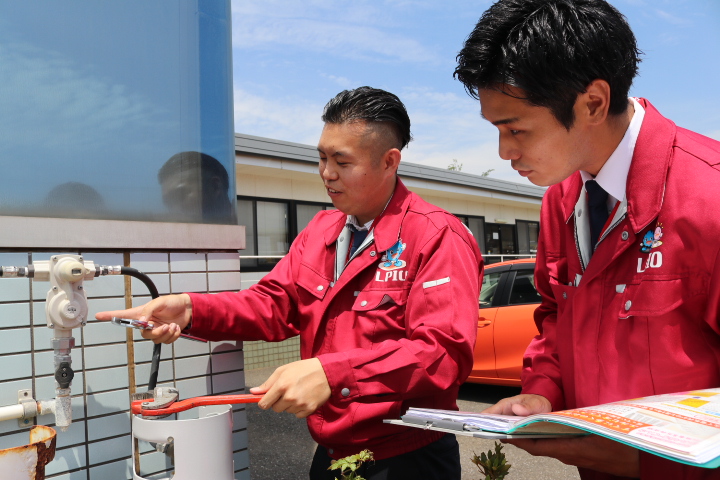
[95,305,145,322]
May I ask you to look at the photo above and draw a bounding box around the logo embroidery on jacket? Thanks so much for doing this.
[639,224,663,253]
[637,224,663,273]
[375,239,408,282]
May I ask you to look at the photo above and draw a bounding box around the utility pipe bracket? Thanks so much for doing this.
[17,389,37,429]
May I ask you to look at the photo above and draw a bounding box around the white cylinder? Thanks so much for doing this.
[0,404,24,422]
[131,404,235,480]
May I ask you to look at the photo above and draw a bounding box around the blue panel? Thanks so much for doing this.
[0,1,235,225]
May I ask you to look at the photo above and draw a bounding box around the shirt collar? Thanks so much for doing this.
[345,215,375,232]
[580,97,645,204]
[345,194,394,232]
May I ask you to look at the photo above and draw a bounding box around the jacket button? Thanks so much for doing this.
[328,448,334,455]
[577,209,582,217]
[369,251,376,257]
[562,292,567,299]
[621,231,629,241]
[360,300,368,306]
[625,300,632,311]
[317,285,324,291]
[341,388,350,397]
[339,237,345,242]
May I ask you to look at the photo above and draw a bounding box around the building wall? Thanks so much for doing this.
[0,250,249,480]
[236,164,541,223]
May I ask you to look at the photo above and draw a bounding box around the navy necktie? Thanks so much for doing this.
[348,225,369,258]
[586,180,609,250]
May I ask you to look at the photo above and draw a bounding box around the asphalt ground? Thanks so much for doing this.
[245,366,580,480]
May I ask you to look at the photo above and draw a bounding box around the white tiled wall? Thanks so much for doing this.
[0,250,249,480]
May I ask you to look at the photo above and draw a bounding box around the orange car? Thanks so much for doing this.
[467,258,541,386]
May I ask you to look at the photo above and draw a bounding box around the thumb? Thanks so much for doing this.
[138,297,166,325]
[249,367,281,395]
[512,395,551,416]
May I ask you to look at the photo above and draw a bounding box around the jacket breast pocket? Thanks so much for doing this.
[352,289,406,311]
[296,263,331,301]
[618,277,684,319]
[352,289,407,343]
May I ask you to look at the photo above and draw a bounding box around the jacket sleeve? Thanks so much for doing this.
[184,228,309,342]
[520,187,566,410]
[316,220,482,403]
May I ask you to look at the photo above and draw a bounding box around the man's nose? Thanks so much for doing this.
[320,163,338,181]
[498,134,520,161]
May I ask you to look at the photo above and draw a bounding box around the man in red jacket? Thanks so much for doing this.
[455,0,720,479]
[98,87,483,480]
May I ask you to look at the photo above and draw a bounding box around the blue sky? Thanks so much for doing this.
[231,0,720,184]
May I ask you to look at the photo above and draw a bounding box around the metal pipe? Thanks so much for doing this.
[0,404,25,422]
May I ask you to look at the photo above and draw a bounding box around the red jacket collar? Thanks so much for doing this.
[561,98,675,233]
[323,178,411,251]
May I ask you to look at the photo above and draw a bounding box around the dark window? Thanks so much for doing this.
[237,198,289,270]
[485,223,516,256]
[516,220,540,254]
[508,271,542,305]
[454,215,486,254]
[238,196,333,271]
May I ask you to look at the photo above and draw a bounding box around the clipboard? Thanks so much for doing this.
[384,415,582,439]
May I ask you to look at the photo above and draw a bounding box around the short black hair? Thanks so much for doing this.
[321,87,412,150]
[454,0,642,129]
[158,151,229,192]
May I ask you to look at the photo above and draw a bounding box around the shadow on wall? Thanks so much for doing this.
[43,182,107,220]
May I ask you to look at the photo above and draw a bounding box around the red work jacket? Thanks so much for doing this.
[524,99,720,479]
[188,179,483,460]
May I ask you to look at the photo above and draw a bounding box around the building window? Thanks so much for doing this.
[238,198,289,270]
[516,220,539,254]
[454,215,486,254]
[238,196,333,271]
[485,223,516,256]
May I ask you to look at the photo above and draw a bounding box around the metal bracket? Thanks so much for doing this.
[17,389,37,429]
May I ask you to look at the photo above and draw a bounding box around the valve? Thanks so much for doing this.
[54,362,74,389]
[37,255,96,331]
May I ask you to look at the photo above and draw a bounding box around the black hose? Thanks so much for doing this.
[120,267,161,392]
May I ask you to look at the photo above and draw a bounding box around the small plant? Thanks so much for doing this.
[448,159,464,171]
[471,441,511,480]
[328,449,374,480]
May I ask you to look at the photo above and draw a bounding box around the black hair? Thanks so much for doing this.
[454,0,642,129]
[158,151,229,191]
[158,151,232,223]
[321,86,412,150]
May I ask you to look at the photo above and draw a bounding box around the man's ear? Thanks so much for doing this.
[576,79,612,126]
[382,148,401,174]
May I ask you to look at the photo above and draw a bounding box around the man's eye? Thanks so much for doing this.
[337,162,348,166]
[510,129,521,135]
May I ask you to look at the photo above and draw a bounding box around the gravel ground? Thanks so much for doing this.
[245,366,580,480]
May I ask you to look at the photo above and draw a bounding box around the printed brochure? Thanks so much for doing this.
[384,388,720,468]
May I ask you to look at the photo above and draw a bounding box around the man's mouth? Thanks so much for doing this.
[511,163,532,177]
[326,186,341,194]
